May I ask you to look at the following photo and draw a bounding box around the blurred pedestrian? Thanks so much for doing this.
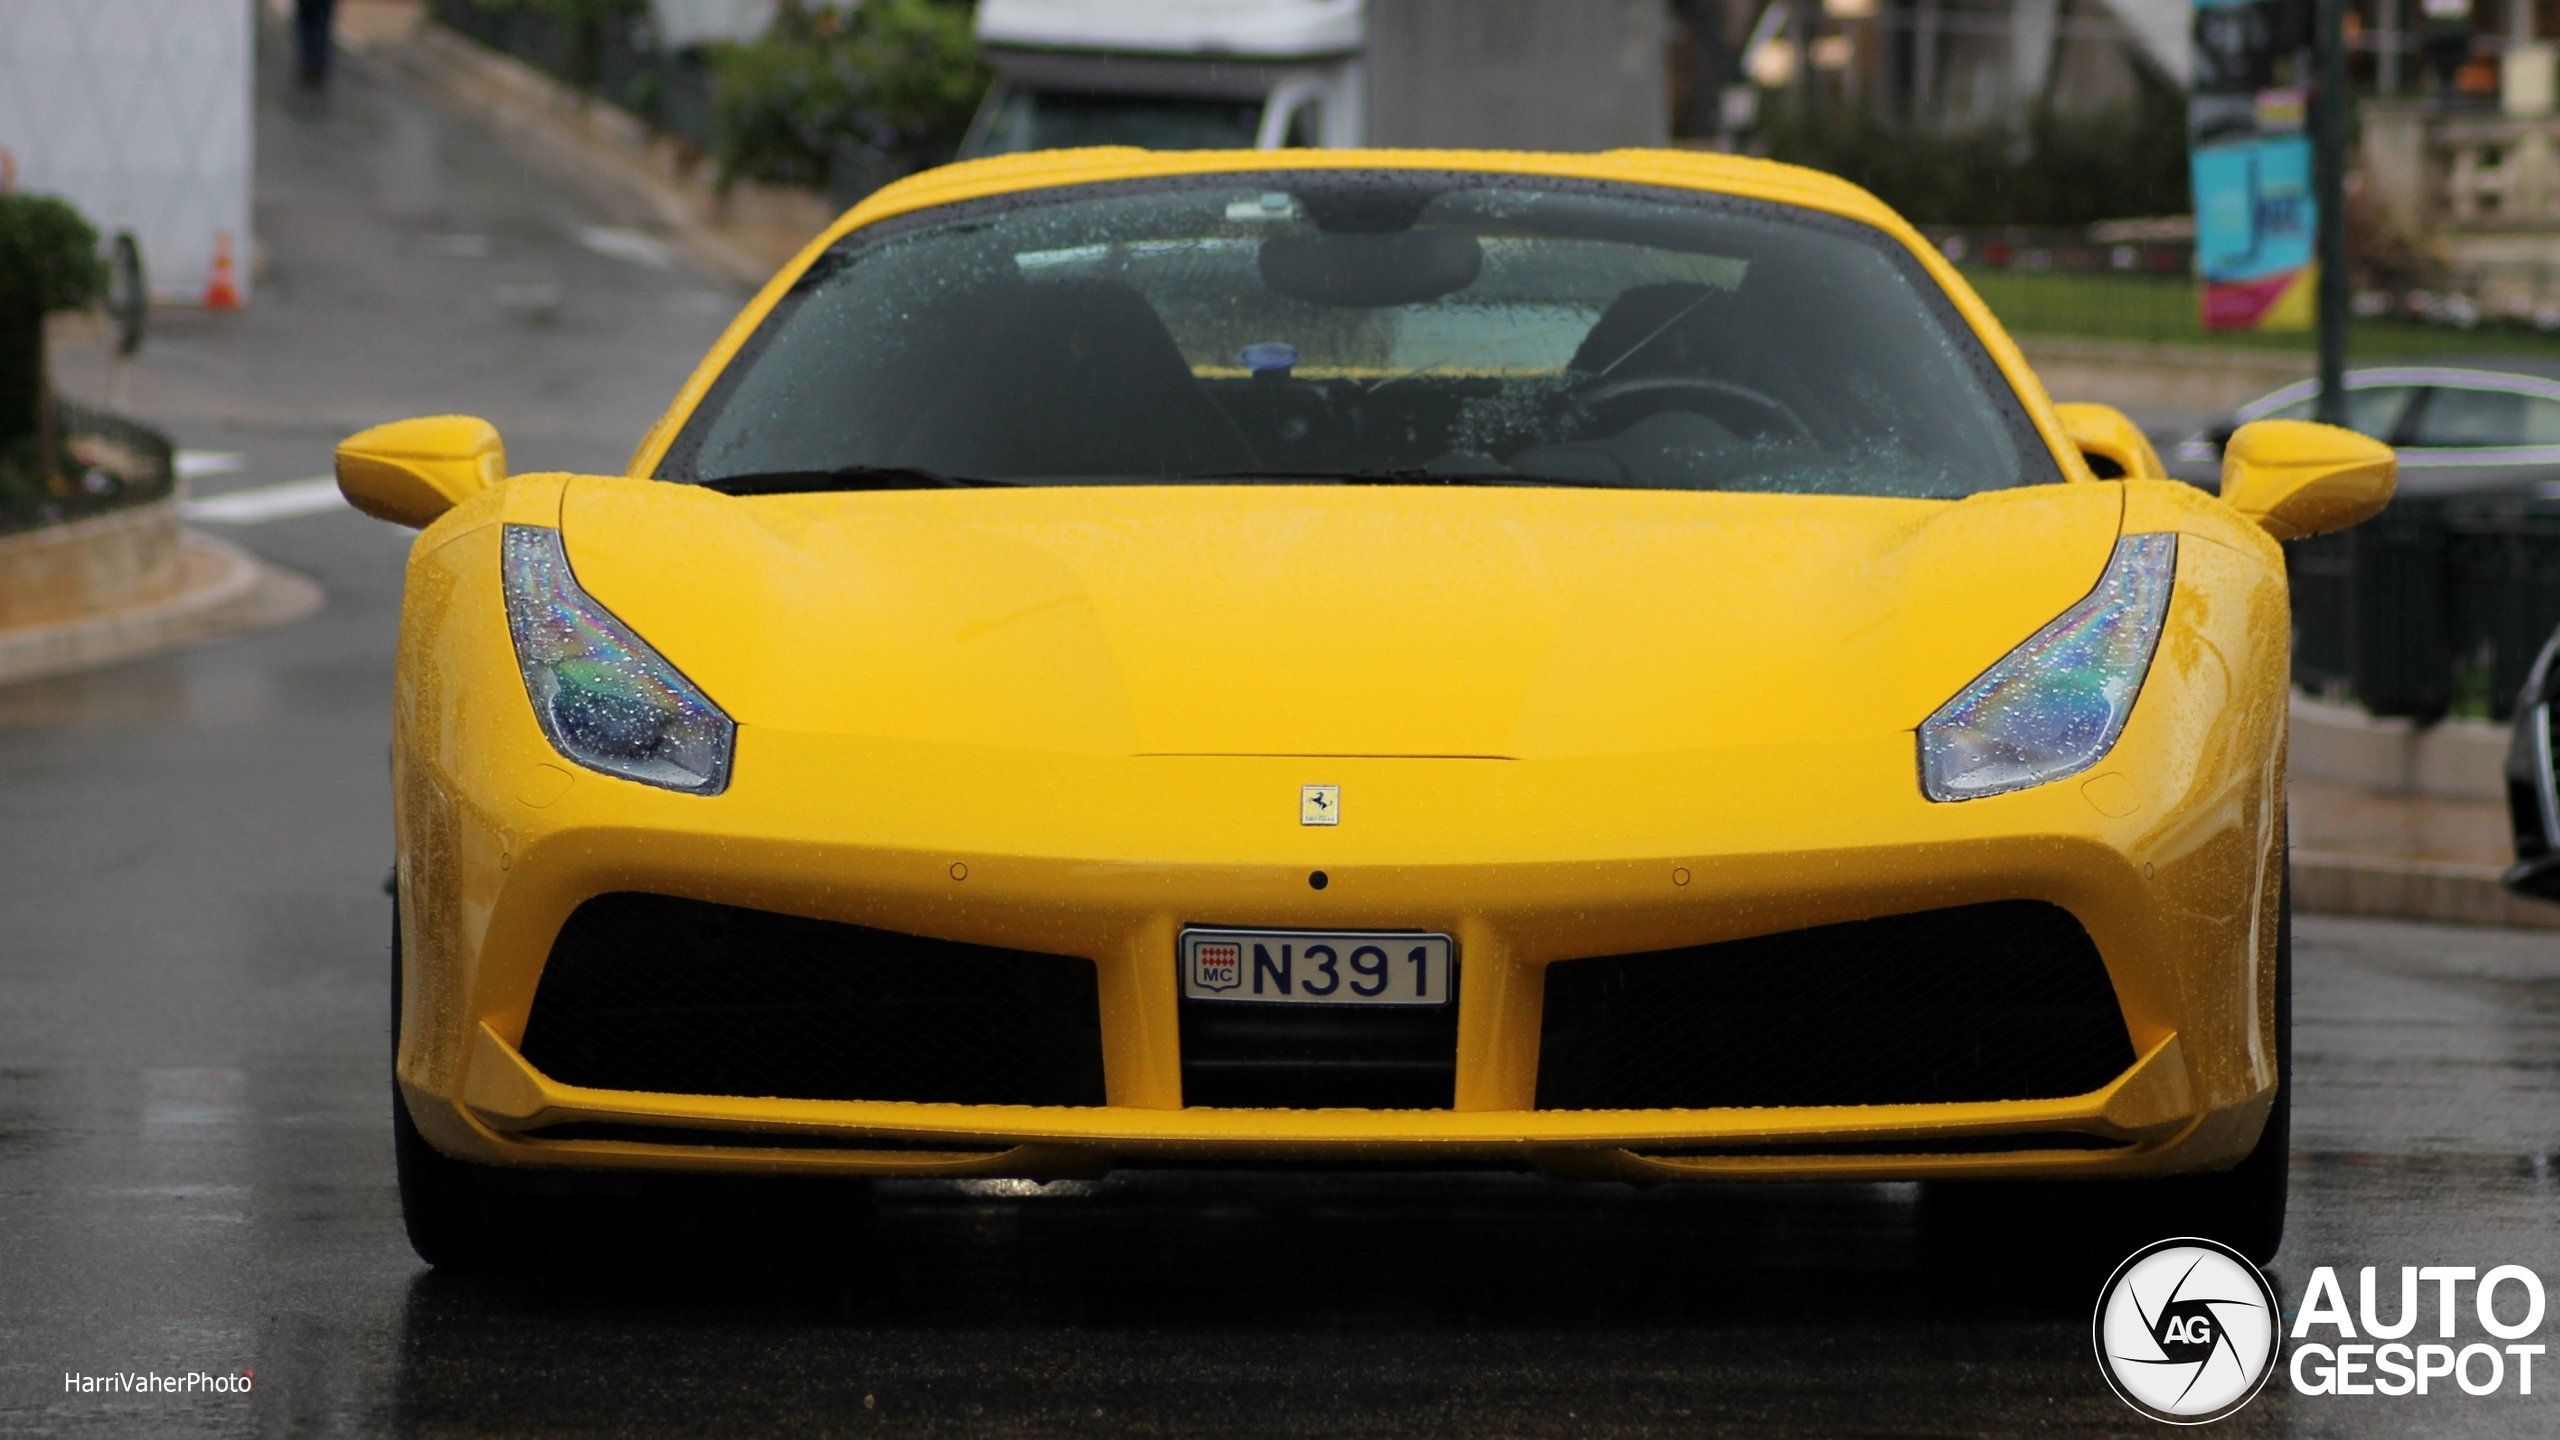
[296,0,338,89]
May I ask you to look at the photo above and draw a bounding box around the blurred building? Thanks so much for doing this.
[1724,0,2187,129]
[0,0,255,307]
[2359,0,2560,321]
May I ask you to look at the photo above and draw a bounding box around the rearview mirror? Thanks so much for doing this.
[336,416,506,529]
[1258,231,1483,307]
[2054,401,2164,480]
[2219,418,2396,541]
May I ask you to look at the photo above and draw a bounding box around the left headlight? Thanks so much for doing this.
[501,523,734,794]
[1918,532,2177,802]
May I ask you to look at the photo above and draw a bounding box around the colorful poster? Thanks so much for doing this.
[2192,135,2317,330]
[2190,0,2315,331]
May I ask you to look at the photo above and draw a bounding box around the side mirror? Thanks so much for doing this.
[2219,418,2396,540]
[335,416,506,529]
[2054,402,2165,480]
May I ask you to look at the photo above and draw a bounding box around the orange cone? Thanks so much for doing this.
[204,230,241,309]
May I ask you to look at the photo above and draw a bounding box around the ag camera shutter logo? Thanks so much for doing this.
[2093,1237,2282,1424]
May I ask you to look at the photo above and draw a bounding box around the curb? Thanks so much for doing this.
[2295,850,2560,931]
[2290,693,2507,802]
[0,531,323,687]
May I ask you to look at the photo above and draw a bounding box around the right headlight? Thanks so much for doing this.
[501,523,734,794]
[1918,532,2178,802]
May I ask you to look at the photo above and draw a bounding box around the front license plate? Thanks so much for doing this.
[1181,927,1453,1007]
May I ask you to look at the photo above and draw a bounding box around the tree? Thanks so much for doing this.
[0,195,107,499]
[712,0,987,194]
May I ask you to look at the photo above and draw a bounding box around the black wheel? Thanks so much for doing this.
[391,897,504,1269]
[1923,867,2292,1270]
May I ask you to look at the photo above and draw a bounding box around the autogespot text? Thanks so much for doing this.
[2288,1264,2546,1398]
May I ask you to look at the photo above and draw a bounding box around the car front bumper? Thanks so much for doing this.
[393,492,2290,1187]
[396,723,2286,1186]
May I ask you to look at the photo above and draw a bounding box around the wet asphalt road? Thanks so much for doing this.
[8,23,2560,1440]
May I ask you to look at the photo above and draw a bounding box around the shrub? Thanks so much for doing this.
[1756,78,2192,228]
[710,0,988,192]
[458,0,650,90]
[0,194,107,515]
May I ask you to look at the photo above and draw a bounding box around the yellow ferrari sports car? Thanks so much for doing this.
[340,146,2394,1269]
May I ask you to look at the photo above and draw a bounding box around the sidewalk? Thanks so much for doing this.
[2287,695,2559,929]
[358,4,834,292]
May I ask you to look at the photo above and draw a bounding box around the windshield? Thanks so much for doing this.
[660,172,2058,497]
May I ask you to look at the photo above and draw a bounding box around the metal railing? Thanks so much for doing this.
[2290,495,2560,722]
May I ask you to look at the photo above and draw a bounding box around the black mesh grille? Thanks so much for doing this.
[519,893,1106,1106]
[1536,900,2135,1110]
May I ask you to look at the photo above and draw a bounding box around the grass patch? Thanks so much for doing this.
[1959,268,2560,361]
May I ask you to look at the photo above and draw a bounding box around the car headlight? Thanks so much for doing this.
[1918,532,2177,802]
[501,523,734,794]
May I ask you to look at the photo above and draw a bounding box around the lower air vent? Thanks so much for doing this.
[1634,1132,2133,1159]
[1537,900,2135,1110]
[523,1122,1001,1154]
[519,893,1107,1106]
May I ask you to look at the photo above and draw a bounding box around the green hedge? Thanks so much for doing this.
[0,194,107,524]
[1756,81,2191,228]
[709,0,987,191]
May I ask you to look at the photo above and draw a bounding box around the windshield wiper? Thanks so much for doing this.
[699,466,1012,495]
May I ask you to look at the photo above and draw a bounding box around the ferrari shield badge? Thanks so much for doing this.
[1192,939,1243,992]
[1301,784,1340,826]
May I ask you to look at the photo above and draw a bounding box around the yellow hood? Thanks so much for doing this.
[559,479,2124,761]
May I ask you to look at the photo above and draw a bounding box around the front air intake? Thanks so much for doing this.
[1536,900,2135,1110]
[518,893,1107,1106]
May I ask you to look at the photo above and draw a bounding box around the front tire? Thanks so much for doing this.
[2139,865,2291,1264]
[1923,868,2292,1269]
[391,898,505,1269]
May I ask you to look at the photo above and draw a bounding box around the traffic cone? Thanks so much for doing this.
[204,230,241,309]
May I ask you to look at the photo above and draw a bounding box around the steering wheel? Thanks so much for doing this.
[1574,375,1813,444]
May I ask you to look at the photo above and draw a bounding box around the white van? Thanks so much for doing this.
[960,0,1667,158]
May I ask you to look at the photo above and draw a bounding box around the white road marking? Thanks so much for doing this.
[576,226,674,269]
[182,477,347,523]
[175,450,244,480]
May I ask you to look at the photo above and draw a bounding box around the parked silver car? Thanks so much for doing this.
[2179,359,2560,497]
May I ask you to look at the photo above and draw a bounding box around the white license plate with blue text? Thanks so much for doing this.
[1181,928,1453,1007]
